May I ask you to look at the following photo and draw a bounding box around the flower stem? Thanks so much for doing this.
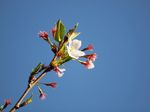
[9,68,53,112]
[9,35,64,112]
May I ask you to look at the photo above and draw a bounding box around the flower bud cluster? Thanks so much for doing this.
[36,19,97,100]
[2,20,97,111]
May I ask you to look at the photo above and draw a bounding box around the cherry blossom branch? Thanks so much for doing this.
[9,67,53,112]
[9,46,58,112]
[0,20,97,112]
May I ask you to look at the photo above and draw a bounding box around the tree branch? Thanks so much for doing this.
[9,67,53,112]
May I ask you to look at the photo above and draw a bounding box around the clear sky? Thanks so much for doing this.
[0,0,150,112]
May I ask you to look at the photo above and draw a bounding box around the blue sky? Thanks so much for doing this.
[0,0,150,112]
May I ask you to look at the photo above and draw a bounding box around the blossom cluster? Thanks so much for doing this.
[1,20,97,112]
[37,20,97,99]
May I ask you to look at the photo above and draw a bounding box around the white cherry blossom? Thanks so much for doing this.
[67,39,85,59]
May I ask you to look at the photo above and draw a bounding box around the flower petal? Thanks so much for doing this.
[81,61,95,69]
[60,68,66,72]
[57,72,63,77]
[87,61,95,69]
[70,39,82,50]
[68,49,85,59]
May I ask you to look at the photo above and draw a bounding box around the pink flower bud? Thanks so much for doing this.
[4,99,11,105]
[85,53,97,62]
[38,86,46,100]
[81,60,95,69]
[47,82,57,88]
[42,82,57,88]
[86,44,94,51]
[51,27,57,37]
[82,44,94,51]
[40,93,46,100]
[39,31,49,40]
[3,99,12,109]
[53,67,65,77]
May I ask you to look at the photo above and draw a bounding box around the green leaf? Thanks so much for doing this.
[71,23,79,32]
[69,32,80,39]
[60,22,66,40]
[66,23,80,40]
[20,95,33,107]
[74,23,79,29]
[55,19,66,42]
[25,95,33,104]
[0,105,4,110]
[31,63,43,75]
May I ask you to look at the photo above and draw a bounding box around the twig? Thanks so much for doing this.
[9,68,53,112]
